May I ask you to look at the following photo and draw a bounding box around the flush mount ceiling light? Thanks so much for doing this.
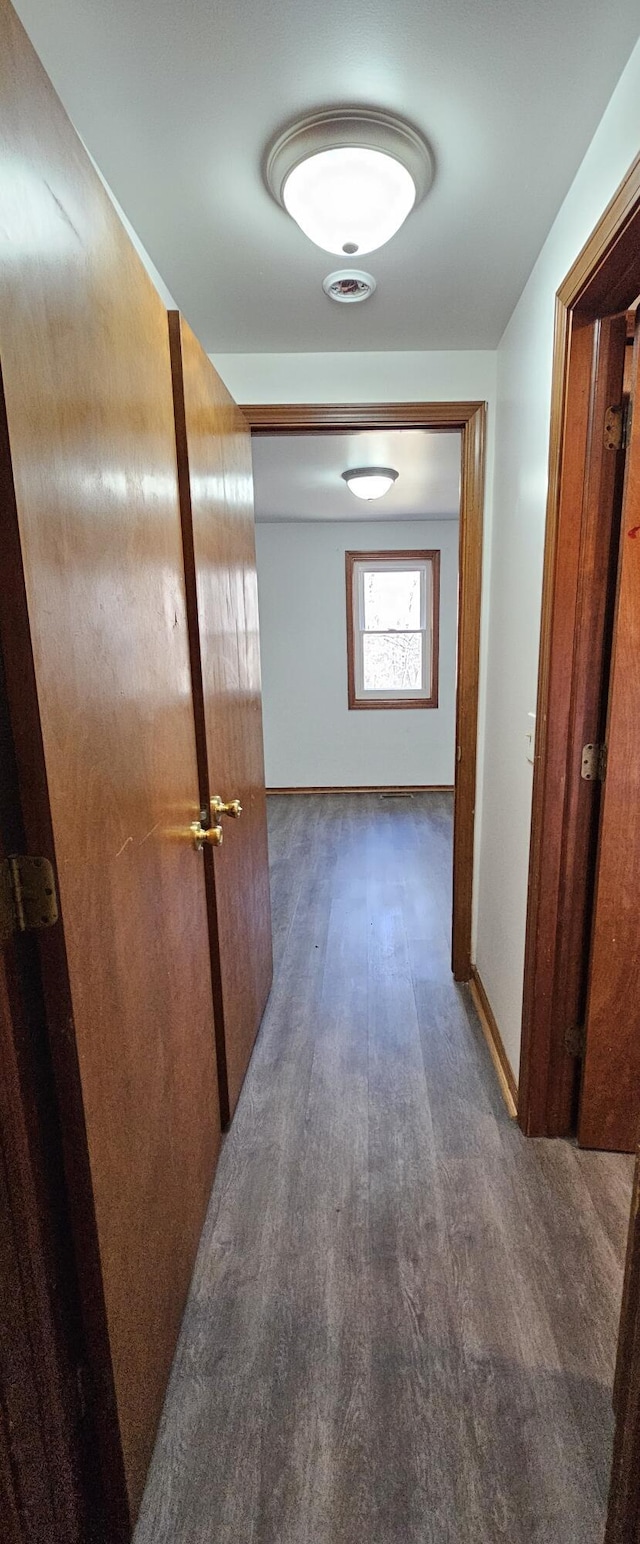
[265,108,433,256]
[342,466,399,501]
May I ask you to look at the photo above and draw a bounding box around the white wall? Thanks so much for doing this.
[83,140,178,309]
[475,37,640,1080]
[213,350,496,408]
[255,520,459,788]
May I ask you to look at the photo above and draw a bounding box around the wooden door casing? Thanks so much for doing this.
[0,0,221,1525]
[519,314,628,1136]
[578,324,640,1151]
[553,314,627,1079]
[169,314,273,1122]
[519,153,640,1140]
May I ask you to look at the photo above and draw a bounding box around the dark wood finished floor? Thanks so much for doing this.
[134,794,633,1544]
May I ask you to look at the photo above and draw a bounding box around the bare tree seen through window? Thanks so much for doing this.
[362,568,422,690]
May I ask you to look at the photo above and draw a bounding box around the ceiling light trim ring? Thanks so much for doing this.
[323,270,376,303]
[265,107,434,211]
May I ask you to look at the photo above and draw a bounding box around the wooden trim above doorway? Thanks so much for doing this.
[560,152,640,315]
[241,399,486,982]
[243,401,483,433]
[518,152,640,1138]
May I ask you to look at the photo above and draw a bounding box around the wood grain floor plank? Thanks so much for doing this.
[134,793,633,1544]
[367,892,473,1543]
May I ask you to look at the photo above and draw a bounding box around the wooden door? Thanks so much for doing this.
[169,313,273,1122]
[0,2,221,1529]
[578,322,640,1151]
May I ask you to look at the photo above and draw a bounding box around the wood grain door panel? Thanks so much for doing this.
[0,1,221,1524]
[169,314,273,1121]
[579,326,640,1151]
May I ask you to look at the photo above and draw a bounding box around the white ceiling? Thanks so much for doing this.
[12,0,640,353]
[251,431,461,521]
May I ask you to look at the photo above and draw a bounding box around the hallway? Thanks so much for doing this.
[134,794,633,1544]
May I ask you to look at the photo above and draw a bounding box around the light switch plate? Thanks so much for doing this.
[526,711,536,766]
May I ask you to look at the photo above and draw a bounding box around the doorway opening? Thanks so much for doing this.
[518,153,640,1154]
[242,402,486,985]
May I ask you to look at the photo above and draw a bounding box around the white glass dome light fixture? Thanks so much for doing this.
[342,467,399,502]
[285,146,414,256]
[265,108,434,257]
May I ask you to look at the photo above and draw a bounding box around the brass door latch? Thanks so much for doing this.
[210,796,242,820]
[190,821,223,851]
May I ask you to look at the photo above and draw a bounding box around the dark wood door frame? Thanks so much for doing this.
[241,401,486,983]
[518,151,640,1139]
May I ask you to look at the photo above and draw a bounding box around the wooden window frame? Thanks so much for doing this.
[241,401,486,984]
[345,549,440,710]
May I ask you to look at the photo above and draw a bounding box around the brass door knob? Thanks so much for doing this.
[190,821,223,851]
[210,796,242,820]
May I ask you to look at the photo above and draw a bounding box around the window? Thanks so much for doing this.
[346,550,440,710]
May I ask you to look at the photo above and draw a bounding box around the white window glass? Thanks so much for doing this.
[362,632,423,691]
[348,552,438,707]
[363,569,422,632]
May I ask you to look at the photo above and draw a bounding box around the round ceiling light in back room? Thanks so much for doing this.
[342,467,399,501]
[265,107,434,257]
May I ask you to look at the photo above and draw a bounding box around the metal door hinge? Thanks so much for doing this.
[565,1022,586,1058]
[0,855,59,943]
[581,743,607,782]
[604,402,630,451]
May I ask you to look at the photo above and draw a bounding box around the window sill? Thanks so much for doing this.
[347,695,438,710]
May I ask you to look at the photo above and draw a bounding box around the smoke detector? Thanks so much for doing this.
[322,270,376,304]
